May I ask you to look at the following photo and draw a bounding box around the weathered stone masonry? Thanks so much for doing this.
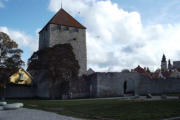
[88,72,180,98]
[39,9,87,76]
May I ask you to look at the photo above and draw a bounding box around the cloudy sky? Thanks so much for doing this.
[1,0,180,72]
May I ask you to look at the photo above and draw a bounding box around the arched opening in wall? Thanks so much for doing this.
[123,81,127,94]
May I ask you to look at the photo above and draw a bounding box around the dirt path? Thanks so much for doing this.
[0,108,83,120]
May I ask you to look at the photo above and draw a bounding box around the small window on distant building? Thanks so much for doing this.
[73,38,76,41]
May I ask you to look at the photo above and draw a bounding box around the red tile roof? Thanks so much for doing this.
[134,65,146,73]
[161,71,171,78]
[152,70,171,79]
[134,66,152,78]
[152,72,159,79]
[40,8,86,32]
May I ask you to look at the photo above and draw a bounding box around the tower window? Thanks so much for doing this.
[51,26,56,31]
[71,28,79,32]
[70,28,79,33]
[63,26,69,31]
[74,28,79,32]
[58,25,61,30]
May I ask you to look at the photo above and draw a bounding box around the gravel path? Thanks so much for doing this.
[0,106,179,120]
[0,108,83,120]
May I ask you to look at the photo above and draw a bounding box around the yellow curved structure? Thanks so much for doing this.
[9,69,32,85]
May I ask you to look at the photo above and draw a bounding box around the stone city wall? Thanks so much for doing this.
[4,85,35,98]
[89,72,141,97]
[89,72,180,97]
[137,77,180,95]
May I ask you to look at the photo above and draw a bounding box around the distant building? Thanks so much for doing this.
[168,59,172,71]
[134,65,146,73]
[134,65,151,78]
[169,69,180,78]
[154,54,180,79]
[161,54,167,71]
[173,61,180,69]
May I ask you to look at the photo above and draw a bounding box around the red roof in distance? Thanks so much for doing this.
[40,8,86,33]
[134,65,146,73]
[161,71,171,78]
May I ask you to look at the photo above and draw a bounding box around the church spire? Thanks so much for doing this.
[161,54,167,71]
[161,54,166,62]
[168,59,172,71]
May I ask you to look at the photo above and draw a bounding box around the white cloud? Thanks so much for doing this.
[48,0,180,72]
[0,0,8,8]
[0,26,38,51]
[48,0,92,16]
[0,1,4,8]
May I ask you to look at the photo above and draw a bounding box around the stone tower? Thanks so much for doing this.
[39,8,87,76]
[161,54,167,71]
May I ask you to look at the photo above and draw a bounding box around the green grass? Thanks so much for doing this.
[8,99,180,120]
[151,93,180,96]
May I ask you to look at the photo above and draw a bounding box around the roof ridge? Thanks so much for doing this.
[39,8,86,33]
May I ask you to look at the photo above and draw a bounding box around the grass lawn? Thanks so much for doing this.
[8,99,180,120]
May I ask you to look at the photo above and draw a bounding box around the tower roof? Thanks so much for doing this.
[168,59,171,65]
[162,54,166,62]
[40,8,86,33]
